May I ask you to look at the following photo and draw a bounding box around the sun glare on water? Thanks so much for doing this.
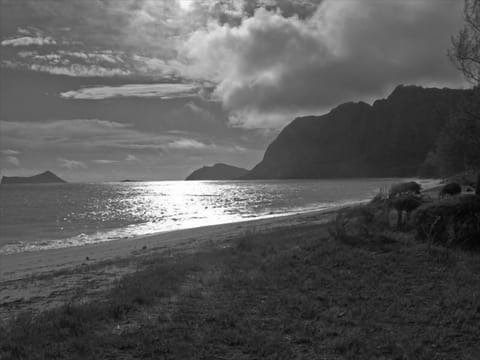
[178,0,193,11]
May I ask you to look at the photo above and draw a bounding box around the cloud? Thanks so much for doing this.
[29,51,123,66]
[28,64,131,77]
[4,156,20,166]
[1,149,21,155]
[0,0,324,79]
[1,36,56,47]
[180,0,466,128]
[5,49,138,77]
[183,101,216,122]
[57,158,87,169]
[228,108,305,129]
[0,119,228,154]
[167,138,212,149]
[60,83,199,99]
[92,159,119,164]
[131,54,182,77]
[2,49,187,78]
[125,154,139,161]
[0,119,162,150]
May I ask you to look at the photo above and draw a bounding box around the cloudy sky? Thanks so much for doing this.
[0,0,467,181]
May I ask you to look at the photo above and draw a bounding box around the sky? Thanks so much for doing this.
[0,0,468,181]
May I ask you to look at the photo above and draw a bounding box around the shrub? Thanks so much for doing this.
[439,182,462,198]
[328,205,376,241]
[386,182,423,229]
[412,195,480,247]
[390,193,423,228]
[388,182,421,198]
[370,189,389,206]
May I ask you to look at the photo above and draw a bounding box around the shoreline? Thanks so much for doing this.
[0,176,443,282]
[0,179,442,321]
[0,205,344,281]
[0,202,361,283]
[0,177,441,256]
[0,199,367,256]
[0,205,343,320]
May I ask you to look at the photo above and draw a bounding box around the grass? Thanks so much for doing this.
[1,221,480,359]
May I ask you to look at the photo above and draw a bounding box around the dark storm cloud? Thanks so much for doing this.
[241,0,322,19]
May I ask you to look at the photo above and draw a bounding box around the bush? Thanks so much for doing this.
[412,195,480,247]
[439,183,462,198]
[390,193,423,228]
[328,205,375,241]
[389,182,421,198]
[386,182,424,229]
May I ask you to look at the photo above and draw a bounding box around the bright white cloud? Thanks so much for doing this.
[5,48,134,77]
[3,49,185,78]
[60,83,199,99]
[167,138,211,150]
[29,63,131,77]
[180,0,465,128]
[1,36,56,47]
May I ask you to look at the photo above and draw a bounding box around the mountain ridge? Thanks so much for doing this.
[244,85,469,179]
[186,163,249,180]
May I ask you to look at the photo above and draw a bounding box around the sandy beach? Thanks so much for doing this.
[2,188,479,359]
[0,183,443,321]
[0,207,340,320]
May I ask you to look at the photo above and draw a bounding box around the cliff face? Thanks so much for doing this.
[186,163,248,180]
[1,171,67,184]
[245,85,468,179]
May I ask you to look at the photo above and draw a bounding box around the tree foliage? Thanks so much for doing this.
[434,92,480,176]
[449,0,480,85]
[434,0,480,180]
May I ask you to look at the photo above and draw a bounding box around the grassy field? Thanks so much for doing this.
[1,220,480,359]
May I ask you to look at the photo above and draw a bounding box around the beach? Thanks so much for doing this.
[2,192,480,359]
[0,182,443,321]
[0,206,339,320]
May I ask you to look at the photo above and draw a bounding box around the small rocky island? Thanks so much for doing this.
[1,170,67,184]
[186,163,248,180]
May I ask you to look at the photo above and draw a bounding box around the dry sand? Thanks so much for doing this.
[0,207,341,320]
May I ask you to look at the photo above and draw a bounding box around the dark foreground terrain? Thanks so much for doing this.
[1,215,480,360]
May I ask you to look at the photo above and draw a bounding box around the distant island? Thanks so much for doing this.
[186,163,249,180]
[244,85,469,179]
[1,170,67,185]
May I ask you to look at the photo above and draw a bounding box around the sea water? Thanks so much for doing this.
[0,179,436,254]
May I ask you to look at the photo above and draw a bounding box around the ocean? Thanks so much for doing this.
[0,179,435,254]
